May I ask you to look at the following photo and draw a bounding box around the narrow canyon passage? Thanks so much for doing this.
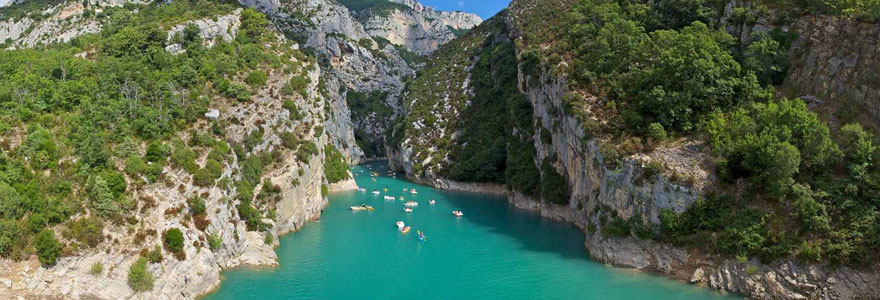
[205,161,740,299]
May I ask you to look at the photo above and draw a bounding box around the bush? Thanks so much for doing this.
[323,145,350,184]
[245,71,268,87]
[281,132,299,150]
[145,141,170,163]
[171,146,198,174]
[125,155,147,176]
[164,228,185,254]
[146,245,163,263]
[127,257,153,293]
[63,217,104,248]
[90,261,104,276]
[207,232,222,250]
[34,230,62,265]
[647,122,667,141]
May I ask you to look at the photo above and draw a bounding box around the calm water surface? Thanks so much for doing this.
[204,161,740,300]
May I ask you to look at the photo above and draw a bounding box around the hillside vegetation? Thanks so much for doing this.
[0,0,324,275]
[518,0,880,266]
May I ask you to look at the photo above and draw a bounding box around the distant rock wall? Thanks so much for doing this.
[785,16,880,122]
[362,0,482,55]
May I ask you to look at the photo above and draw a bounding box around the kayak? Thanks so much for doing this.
[400,226,411,233]
[403,207,413,213]
[452,210,464,217]
[396,221,405,230]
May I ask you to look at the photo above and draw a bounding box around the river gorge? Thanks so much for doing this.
[204,161,739,299]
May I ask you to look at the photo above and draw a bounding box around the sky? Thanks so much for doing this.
[419,0,512,20]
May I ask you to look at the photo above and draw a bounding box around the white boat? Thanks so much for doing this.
[396,221,405,230]
[452,210,464,217]
[404,201,419,207]
[372,190,380,195]
[410,189,418,194]
[403,207,413,213]
[358,188,367,192]
[351,205,374,211]
[429,200,436,205]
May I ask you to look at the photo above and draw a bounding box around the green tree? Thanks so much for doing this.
[89,176,120,218]
[239,9,269,44]
[34,229,62,265]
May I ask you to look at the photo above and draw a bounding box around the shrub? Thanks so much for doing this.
[207,232,222,250]
[264,233,273,245]
[90,261,104,276]
[323,145,350,184]
[171,146,198,174]
[164,228,185,254]
[647,122,667,141]
[236,201,263,231]
[193,168,217,187]
[280,132,299,150]
[127,257,153,293]
[146,245,162,263]
[125,155,147,176]
[245,71,268,87]
[145,141,170,163]
[34,230,62,265]
[63,217,104,248]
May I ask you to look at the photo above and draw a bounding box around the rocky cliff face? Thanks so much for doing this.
[785,16,880,123]
[359,0,482,55]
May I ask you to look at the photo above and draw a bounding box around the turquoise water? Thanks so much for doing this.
[204,161,740,300]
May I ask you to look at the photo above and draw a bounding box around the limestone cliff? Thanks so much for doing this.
[358,0,482,55]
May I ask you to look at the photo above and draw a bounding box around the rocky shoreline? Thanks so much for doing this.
[408,173,880,300]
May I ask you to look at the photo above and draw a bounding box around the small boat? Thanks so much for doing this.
[404,201,419,207]
[396,221,405,230]
[400,226,411,233]
[403,207,413,213]
[403,188,409,192]
[372,190,380,195]
[384,196,396,200]
[429,200,436,205]
[417,231,426,242]
[399,196,405,201]
[351,205,374,211]
[410,189,418,194]
[358,188,367,192]
[452,210,464,217]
